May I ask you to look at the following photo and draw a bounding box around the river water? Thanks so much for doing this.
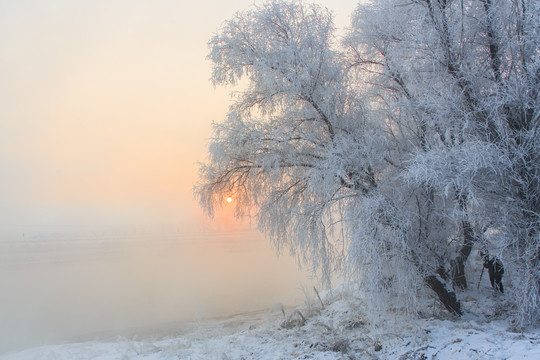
[0,230,315,352]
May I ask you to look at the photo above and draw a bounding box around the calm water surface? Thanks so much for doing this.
[0,230,314,352]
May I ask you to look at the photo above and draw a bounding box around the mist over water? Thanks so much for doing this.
[0,229,315,353]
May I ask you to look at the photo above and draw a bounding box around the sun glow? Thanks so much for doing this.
[226,197,233,203]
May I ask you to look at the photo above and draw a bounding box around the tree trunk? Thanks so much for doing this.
[451,218,476,289]
[451,196,477,290]
[425,275,463,316]
[413,252,463,316]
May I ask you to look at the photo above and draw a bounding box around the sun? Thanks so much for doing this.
[226,197,233,203]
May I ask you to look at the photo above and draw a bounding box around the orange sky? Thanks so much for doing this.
[0,0,356,237]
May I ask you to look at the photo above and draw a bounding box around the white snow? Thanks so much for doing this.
[2,286,538,360]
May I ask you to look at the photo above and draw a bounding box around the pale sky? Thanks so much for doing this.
[0,0,357,237]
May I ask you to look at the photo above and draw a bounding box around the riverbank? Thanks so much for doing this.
[2,286,538,359]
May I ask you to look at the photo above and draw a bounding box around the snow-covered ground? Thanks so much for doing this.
[2,285,538,360]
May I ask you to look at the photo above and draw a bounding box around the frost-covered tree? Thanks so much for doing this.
[197,0,463,317]
[346,0,539,324]
[197,0,539,324]
[198,0,374,284]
